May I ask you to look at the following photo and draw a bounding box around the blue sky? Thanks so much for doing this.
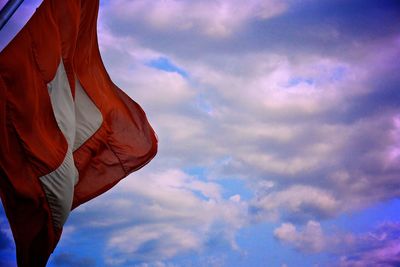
[1,0,400,266]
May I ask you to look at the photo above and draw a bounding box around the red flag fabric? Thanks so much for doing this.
[0,0,158,266]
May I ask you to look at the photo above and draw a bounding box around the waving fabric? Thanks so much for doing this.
[0,1,158,266]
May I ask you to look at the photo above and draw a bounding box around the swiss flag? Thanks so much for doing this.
[0,0,158,266]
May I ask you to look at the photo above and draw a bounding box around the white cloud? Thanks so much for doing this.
[252,186,339,222]
[96,25,400,225]
[105,0,288,38]
[60,5,400,264]
[274,221,326,253]
[72,169,247,264]
[133,262,178,267]
[108,223,201,259]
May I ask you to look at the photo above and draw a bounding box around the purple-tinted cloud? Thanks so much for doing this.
[274,220,400,266]
[93,1,400,262]
[1,0,400,266]
[337,222,400,267]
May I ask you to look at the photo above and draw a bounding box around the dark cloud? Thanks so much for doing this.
[52,253,96,267]
[101,0,400,62]
[0,229,10,251]
[247,0,400,54]
[0,259,14,267]
[0,204,13,252]
[331,89,400,125]
[0,216,14,267]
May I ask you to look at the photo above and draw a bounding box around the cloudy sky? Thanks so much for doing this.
[1,0,400,266]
